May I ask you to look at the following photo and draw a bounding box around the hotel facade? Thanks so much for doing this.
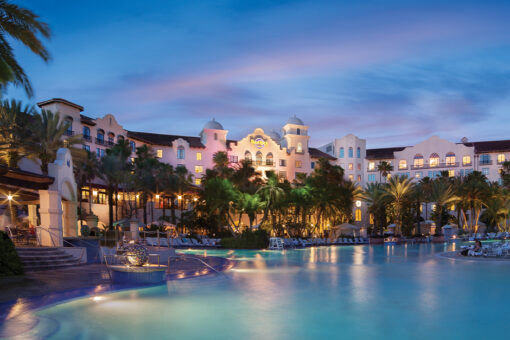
[36,98,510,228]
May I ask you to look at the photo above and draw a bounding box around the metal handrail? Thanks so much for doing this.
[35,226,86,262]
[169,254,223,275]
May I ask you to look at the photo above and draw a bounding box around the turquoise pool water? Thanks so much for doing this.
[8,243,510,339]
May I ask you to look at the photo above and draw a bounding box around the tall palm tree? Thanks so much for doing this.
[429,179,458,232]
[74,151,102,225]
[0,99,35,167]
[383,175,414,235]
[257,173,285,230]
[363,182,388,235]
[377,161,393,183]
[0,1,51,96]
[456,171,489,234]
[30,110,83,175]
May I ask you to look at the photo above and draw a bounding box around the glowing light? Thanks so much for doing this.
[178,195,182,200]
[355,200,362,207]
[193,197,197,202]
[7,194,13,201]
[92,190,98,196]
[155,194,160,199]
[91,296,105,302]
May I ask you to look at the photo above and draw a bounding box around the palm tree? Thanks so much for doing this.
[0,99,35,167]
[257,173,285,231]
[383,175,414,235]
[419,177,433,220]
[456,171,489,234]
[377,161,393,183]
[429,179,457,232]
[0,0,51,96]
[30,110,84,175]
[74,151,102,226]
[363,182,388,235]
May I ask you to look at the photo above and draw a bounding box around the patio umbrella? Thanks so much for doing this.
[337,223,360,237]
[386,224,396,234]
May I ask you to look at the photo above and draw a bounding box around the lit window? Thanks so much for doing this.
[348,174,354,181]
[348,163,353,170]
[413,154,424,168]
[368,162,375,171]
[450,204,455,211]
[196,152,202,161]
[357,163,361,171]
[429,153,439,167]
[296,142,303,153]
[195,166,203,173]
[463,156,471,165]
[177,146,185,159]
[399,160,407,169]
[340,147,344,158]
[498,154,505,164]
[445,152,456,166]
[195,178,201,185]
[369,214,374,224]
[355,209,362,221]
[448,170,455,177]
[156,149,163,158]
[357,175,361,182]
[295,160,302,168]
[415,171,422,179]
[348,147,353,158]
[256,152,263,165]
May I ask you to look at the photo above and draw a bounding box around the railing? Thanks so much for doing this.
[95,137,105,145]
[83,135,92,142]
[34,226,86,262]
[410,162,459,170]
[367,168,377,172]
[64,130,74,136]
[480,160,493,165]
[107,140,115,147]
[462,162,472,166]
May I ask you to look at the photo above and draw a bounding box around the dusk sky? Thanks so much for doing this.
[9,0,510,148]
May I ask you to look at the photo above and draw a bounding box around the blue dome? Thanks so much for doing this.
[203,118,224,130]
[287,115,304,125]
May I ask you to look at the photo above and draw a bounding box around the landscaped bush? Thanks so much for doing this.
[221,229,269,249]
[0,230,23,276]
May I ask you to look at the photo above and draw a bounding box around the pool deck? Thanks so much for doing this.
[0,254,232,304]
[439,251,510,262]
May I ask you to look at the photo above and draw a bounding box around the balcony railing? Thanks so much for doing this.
[64,130,74,136]
[462,162,472,167]
[107,140,115,147]
[95,138,105,145]
[84,135,92,142]
[410,162,459,170]
[479,160,493,165]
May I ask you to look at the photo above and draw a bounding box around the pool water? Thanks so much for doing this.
[9,243,510,339]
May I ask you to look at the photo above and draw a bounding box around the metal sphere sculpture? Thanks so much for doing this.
[125,244,149,266]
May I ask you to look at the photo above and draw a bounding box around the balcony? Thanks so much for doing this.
[95,138,105,145]
[479,160,493,165]
[107,140,115,147]
[367,168,377,172]
[462,162,472,167]
[397,165,409,170]
[84,135,92,142]
[64,130,74,136]
[411,162,459,170]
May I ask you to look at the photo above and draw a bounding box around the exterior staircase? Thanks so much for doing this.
[16,247,81,271]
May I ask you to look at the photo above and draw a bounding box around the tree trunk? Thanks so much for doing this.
[108,188,114,228]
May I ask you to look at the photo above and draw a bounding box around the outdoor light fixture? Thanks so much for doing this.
[7,194,13,201]
[92,190,98,196]
[193,197,197,202]
[178,195,182,200]
[355,200,362,207]
[156,194,160,199]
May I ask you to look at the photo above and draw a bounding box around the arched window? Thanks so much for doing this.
[83,126,90,141]
[64,117,73,136]
[413,154,424,168]
[245,151,252,163]
[97,129,105,144]
[266,153,274,166]
[399,160,407,169]
[107,132,115,145]
[356,147,361,158]
[296,128,301,135]
[256,151,263,166]
[348,147,353,158]
[429,153,439,167]
[355,209,362,222]
[340,147,344,158]
[296,142,303,153]
[177,146,185,159]
[445,152,456,166]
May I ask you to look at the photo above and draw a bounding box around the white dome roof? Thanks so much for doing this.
[287,115,304,125]
[203,118,224,130]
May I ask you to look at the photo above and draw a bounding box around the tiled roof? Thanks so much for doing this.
[462,140,510,153]
[80,114,96,126]
[366,147,406,160]
[37,98,84,111]
[309,147,336,160]
[127,131,205,148]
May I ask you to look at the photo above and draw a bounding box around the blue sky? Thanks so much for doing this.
[9,0,510,148]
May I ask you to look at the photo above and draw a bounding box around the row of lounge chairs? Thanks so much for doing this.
[461,241,510,257]
[283,237,368,248]
[145,237,221,248]
[466,232,510,241]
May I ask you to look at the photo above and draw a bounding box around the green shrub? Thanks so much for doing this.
[221,229,269,249]
[0,230,23,276]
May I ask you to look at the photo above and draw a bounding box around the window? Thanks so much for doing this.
[348,147,353,158]
[498,154,506,164]
[229,155,238,163]
[413,154,424,168]
[399,160,407,169]
[196,152,202,161]
[195,178,201,185]
[415,171,422,179]
[96,148,105,158]
[214,133,218,140]
[357,175,361,182]
[295,160,302,168]
[256,152,263,165]
[83,126,91,140]
[348,174,354,181]
[355,209,362,222]
[311,162,315,169]
[348,163,353,170]
[480,154,491,165]
[368,174,376,182]
[357,163,361,171]
[279,159,286,167]
[245,151,252,164]
[448,170,455,177]
[266,153,274,166]
[195,166,203,173]
[82,144,90,151]
[64,117,73,136]
[369,214,374,225]
[296,128,301,135]
[463,155,471,166]
[177,146,185,159]
[368,161,375,171]
[97,129,104,144]
[130,141,136,153]
[107,132,115,145]
[156,149,163,158]
[340,147,344,158]
[296,142,303,153]
[357,147,361,158]
[482,168,489,176]
[429,153,439,167]
[445,152,456,166]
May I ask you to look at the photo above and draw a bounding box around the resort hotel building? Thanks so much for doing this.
[29,98,510,229]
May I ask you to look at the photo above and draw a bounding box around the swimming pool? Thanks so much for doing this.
[5,243,510,339]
